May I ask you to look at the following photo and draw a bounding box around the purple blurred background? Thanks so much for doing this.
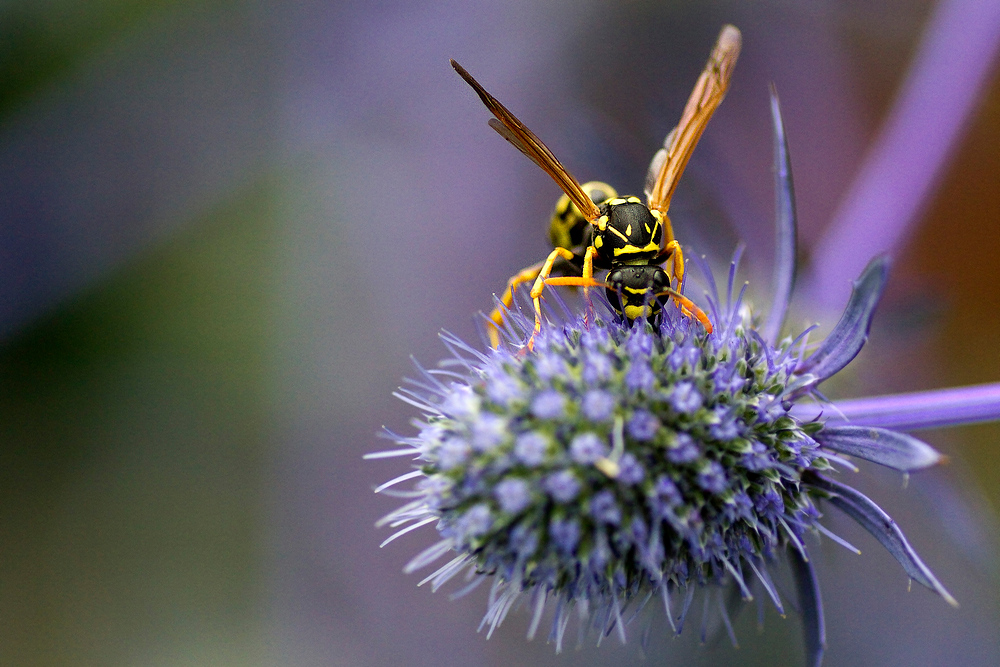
[1,1,999,665]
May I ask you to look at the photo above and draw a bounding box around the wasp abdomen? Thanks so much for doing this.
[549,181,617,249]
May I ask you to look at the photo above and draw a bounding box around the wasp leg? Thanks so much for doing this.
[527,247,576,349]
[581,245,598,320]
[657,239,700,320]
[488,260,546,348]
[655,287,713,333]
[545,273,607,324]
[546,249,602,316]
[545,276,606,288]
[657,239,685,290]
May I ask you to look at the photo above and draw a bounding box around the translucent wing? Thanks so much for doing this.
[451,59,601,222]
[644,126,676,200]
[647,25,742,214]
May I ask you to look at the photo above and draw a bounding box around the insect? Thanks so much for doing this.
[452,24,741,349]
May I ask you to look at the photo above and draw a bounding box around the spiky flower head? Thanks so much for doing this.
[373,256,956,659]
[371,95,960,665]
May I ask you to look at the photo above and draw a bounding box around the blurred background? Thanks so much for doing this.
[0,0,998,665]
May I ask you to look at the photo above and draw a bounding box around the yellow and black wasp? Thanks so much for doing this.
[452,25,741,348]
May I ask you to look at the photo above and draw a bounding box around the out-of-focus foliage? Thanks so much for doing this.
[0,0,214,117]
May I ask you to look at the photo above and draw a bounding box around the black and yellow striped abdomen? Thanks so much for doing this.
[548,181,617,250]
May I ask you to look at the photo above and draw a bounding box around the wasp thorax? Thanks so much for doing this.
[595,198,663,261]
[549,181,617,249]
[605,265,670,321]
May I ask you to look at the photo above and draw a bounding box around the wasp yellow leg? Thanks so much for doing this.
[655,287,713,334]
[657,239,696,320]
[545,276,605,288]
[527,247,576,348]
[582,245,597,319]
[661,239,685,290]
[488,260,546,348]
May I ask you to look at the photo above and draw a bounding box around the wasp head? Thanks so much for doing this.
[605,265,670,321]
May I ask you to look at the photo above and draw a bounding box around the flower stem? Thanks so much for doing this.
[823,382,1000,431]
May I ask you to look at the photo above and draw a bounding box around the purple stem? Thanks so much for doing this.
[806,0,1000,308]
[823,382,1000,431]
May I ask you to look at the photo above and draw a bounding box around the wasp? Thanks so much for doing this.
[452,25,741,348]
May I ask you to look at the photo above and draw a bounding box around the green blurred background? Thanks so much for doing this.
[0,1,998,665]
[0,185,273,664]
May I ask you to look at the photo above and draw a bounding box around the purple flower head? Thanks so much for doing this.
[624,360,655,393]
[513,431,548,466]
[376,226,961,664]
[580,327,610,351]
[616,453,645,485]
[696,460,728,494]
[754,489,784,521]
[741,440,774,471]
[437,437,470,470]
[533,351,567,381]
[581,389,616,422]
[569,432,609,464]
[544,470,581,503]
[455,504,492,542]
[589,490,622,525]
[624,330,655,357]
[371,36,999,661]
[494,478,531,514]
[708,406,741,441]
[653,475,682,507]
[470,413,507,452]
[581,353,614,384]
[666,432,701,464]
[549,517,580,555]
[670,380,703,413]
[486,372,524,407]
[531,390,566,419]
[627,409,660,441]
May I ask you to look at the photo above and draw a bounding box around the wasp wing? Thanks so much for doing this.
[647,25,741,214]
[451,59,601,222]
[644,126,677,200]
[487,119,549,171]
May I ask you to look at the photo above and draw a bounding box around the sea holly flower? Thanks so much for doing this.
[369,92,1000,665]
